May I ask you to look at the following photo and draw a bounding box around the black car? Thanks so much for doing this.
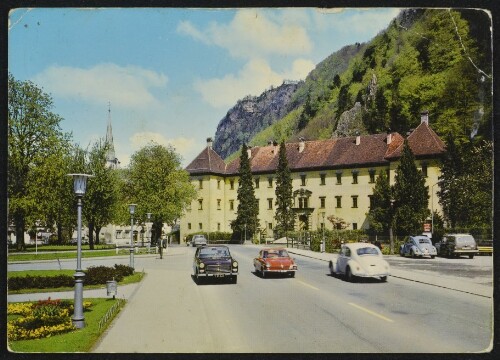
[193,245,238,284]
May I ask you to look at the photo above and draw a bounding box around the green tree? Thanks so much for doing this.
[83,140,120,249]
[125,143,196,242]
[274,141,295,238]
[231,144,259,242]
[367,170,392,235]
[392,140,430,236]
[8,74,72,250]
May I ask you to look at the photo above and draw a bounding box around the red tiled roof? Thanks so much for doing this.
[385,122,446,159]
[185,146,226,175]
[188,125,445,176]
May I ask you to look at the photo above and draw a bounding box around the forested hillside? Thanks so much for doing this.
[217,8,492,161]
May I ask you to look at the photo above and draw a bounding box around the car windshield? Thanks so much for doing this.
[356,247,379,256]
[263,250,289,258]
[199,247,229,258]
[418,238,431,244]
[456,236,474,245]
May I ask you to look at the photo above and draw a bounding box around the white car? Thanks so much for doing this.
[329,242,390,282]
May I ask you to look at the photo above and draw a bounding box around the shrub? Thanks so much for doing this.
[8,275,74,291]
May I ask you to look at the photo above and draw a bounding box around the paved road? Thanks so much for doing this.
[85,245,492,353]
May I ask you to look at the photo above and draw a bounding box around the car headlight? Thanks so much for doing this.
[232,261,238,267]
[265,262,271,268]
[199,262,205,269]
[289,264,297,270]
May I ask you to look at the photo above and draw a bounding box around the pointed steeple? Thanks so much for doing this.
[105,102,118,168]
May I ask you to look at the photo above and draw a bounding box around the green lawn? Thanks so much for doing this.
[8,248,155,262]
[8,297,125,352]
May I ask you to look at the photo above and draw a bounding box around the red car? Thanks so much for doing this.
[253,248,297,278]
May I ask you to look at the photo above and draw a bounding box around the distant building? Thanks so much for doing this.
[180,114,445,243]
[105,103,120,169]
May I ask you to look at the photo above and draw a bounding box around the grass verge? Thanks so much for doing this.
[8,297,125,353]
[8,248,155,262]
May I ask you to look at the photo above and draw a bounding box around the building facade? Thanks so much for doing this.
[180,116,446,243]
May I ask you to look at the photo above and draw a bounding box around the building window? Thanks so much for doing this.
[229,200,234,211]
[386,168,390,180]
[230,180,235,190]
[368,195,374,208]
[320,196,326,209]
[217,180,221,189]
[199,223,203,230]
[320,173,326,185]
[198,199,203,210]
[352,171,358,184]
[217,223,221,231]
[255,178,260,189]
[268,198,273,209]
[369,170,376,183]
[268,177,273,188]
[320,222,325,230]
[300,174,307,186]
[353,223,358,230]
[199,179,203,189]
[188,223,192,230]
[336,172,342,185]
[217,199,221,210]
[352,195,358,208]
[299,197,308,209]
[421,162,428,177]
[335,196,342,208]
[268,223,273,230]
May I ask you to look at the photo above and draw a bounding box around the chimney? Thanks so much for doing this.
[387,133,392,145]
[355,131,361,146]
[421,110,429,124]
[207,137,213,149]
[247,146,252,159]
[298,137,305,153]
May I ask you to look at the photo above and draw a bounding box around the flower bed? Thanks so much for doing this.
[7,298,92,341]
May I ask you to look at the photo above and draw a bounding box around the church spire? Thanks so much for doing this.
[105,102,118,169]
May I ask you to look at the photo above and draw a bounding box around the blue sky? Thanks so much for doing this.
[8,7,400,167]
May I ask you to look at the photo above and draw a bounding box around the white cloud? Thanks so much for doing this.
[33,63,168,108]
[194,58,315,109]
[178,9,312,58]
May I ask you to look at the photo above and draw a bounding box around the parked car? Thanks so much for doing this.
[329,242,390,282]
[253,248,297,278]
[435,234,478,259]
[399,235,437,258]
[191,234,207,247]
[192,245,238,284]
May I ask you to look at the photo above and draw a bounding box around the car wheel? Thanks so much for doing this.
[262,270,266,278]
[231,275,237,284]
[380,276,387,282]
[329,260,335,275]
[469,254,474,259]
[345,267,354,282]
[431,255,435,259]
[400,249,405,257]
[290,272,295,278]
[411,250,416,258]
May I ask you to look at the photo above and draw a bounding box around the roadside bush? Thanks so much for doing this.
[113,264,134,277]
[8,275,74,291]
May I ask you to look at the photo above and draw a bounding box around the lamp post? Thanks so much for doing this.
[244,223,247,243]
[68,173,93,329]
[128,204,137,269]
[146,213,152,253]
[389,199,395,255]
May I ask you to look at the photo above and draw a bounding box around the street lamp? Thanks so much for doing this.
[128,204,137,269]
[146,213,152,252]
[389,199,395,255]
[68,173,93,329]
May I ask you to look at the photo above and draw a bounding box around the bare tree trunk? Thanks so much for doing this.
[15,217,26,251]
[88,222,95,250]
[94,226,102,245]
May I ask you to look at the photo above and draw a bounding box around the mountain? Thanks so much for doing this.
[213,8,492,161]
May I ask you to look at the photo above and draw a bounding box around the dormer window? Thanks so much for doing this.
[369,169,376,183]
[352,170,359,184]
[421,162,428,177]
[300,174,307,186]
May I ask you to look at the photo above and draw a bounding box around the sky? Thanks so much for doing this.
[8,7,400,167]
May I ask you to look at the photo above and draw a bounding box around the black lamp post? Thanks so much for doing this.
[128,204,137,269]
[68,173,93,329]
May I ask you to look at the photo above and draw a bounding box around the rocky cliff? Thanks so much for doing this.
[213,82,300,159]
